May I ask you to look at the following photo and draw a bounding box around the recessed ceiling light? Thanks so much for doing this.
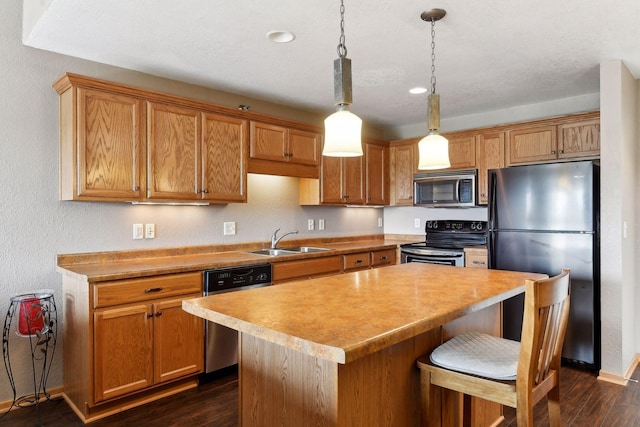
[266,30,296,43]
[409,87,428,94]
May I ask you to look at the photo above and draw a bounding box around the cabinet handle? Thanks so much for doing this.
[147,313,153,318]
[155,311,163,317]
[355,259,363,264]
[202,189,209,194]
[551,150,556,154]
[145,287,163,293]
[379,256,387,261]
[134,185,140,191]
[559,150,564,154]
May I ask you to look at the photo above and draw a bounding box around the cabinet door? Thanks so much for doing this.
[153,296,204,384]
[343,156,364,204]
[76,89,144,200]
[288,129,320,166]
[147,102,200,199]
[558,119,600,159]
[201,113,248,202]
[447,135,477,169]
[390,142,416,205]
[320,156,344,204]
[507,125,557,166]
[249,122,287,162]
[365,143,389,205]
[476,132,505,205]
[94,304,153,403]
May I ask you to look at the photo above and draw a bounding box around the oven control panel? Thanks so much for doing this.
[425,220,486,232]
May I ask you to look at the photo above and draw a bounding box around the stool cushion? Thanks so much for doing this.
[430,332,520,380]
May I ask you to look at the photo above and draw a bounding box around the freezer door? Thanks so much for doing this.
[488,161,595,232]
[489,230,597,366]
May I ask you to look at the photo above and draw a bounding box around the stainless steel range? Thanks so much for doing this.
[400,220,487,266]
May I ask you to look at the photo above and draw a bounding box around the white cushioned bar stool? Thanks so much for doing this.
[417,268,570,427]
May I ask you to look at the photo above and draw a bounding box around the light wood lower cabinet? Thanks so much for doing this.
[273,249,397,284]
[62,272,204,422]
[464,247,488,269]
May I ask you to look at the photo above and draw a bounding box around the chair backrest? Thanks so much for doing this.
[517,268,571,389]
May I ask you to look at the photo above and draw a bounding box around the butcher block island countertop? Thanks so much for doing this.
[182,263,547,427]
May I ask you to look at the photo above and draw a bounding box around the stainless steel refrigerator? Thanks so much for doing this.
[488,160,600,370]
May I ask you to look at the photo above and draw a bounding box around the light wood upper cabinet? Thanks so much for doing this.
[201,113,248,202]
[250,122,320,166]
[365,142,389,205]
[390,140,418,206]
[320,155,364,204]
[447,134,477,169]
[557,119,600,159]
[476,132,505,205]
[59,88,145,201]
[506,125,557,165]
[147,102,200,200]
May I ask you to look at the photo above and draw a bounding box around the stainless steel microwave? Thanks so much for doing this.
[413,169,477,207]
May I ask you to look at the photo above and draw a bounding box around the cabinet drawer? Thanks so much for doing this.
[93,272,202,308]
[272,256,342,283]
[371,249,395,267]
[465,253,488,269]
[344,252,371,271]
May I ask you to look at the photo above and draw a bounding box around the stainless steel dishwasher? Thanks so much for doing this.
[202,263,272,374]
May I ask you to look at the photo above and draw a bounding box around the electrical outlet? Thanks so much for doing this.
[378,217,383,228]
[414,218,420,228]
[145,224,155,239]
[307,218,315,231]
[223,222,236,236]
[318,219,325,230]
[133,224,143,240]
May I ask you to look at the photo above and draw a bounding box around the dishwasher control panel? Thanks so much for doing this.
[203,263,272,294]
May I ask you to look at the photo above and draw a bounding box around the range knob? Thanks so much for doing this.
[471,222,484,231]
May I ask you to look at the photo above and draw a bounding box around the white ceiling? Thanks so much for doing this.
[24,0,640,128]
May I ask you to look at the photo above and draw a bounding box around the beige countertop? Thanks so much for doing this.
[56,237,420,282]
[182,263,547,364]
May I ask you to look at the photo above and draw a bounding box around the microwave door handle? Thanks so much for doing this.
[455,179,461,203]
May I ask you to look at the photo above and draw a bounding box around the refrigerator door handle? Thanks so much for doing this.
[488,171,497,229]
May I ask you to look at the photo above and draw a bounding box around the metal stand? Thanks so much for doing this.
[1,290,57,426]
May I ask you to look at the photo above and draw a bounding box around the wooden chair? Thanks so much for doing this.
[417,268,571,426]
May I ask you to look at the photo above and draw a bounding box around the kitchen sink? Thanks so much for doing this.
[247,247,331,256]
[248,249,298,256]
[282,246,331,253]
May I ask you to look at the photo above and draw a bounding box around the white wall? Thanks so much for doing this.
[599,60,639,376]
[0,2,382,401]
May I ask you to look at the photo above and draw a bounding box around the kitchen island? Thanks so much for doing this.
[182,263,547,426]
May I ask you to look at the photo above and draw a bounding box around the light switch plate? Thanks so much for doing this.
[318,219,325,230]
[414,218,420,228]
[223,222,236,235]
[378,217,383,228]
[133,224,143,240]
[307,219,315,231]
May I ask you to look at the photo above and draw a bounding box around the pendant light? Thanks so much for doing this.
[417,9,450,170]
[323,0,363,157]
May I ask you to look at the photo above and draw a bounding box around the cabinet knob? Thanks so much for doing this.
[147,313,153,318]
[551,150,556,154]
[202,189,209,194]
[380,256,387,261]
[155,311,163,317]
[134,185,140,191]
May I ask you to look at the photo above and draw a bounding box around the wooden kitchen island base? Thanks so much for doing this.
[183,263,546,427]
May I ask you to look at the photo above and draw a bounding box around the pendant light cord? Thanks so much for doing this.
[337,0,347,58]
[430,18,437,95]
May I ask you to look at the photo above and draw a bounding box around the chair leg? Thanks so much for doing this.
[547,385,561,427]
[420,368,441,427]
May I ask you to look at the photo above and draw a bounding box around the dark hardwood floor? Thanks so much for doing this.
[1,364,639,426]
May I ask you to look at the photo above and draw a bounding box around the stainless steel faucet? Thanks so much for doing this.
[270,228,299,249]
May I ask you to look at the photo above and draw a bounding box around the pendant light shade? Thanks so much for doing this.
[418,133,450,169]
[323,0,363,157]
[324,109,363,157]
[417,9,450,170]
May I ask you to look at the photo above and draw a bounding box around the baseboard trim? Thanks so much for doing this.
[597,353,640,386]
[0,386,64,413]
